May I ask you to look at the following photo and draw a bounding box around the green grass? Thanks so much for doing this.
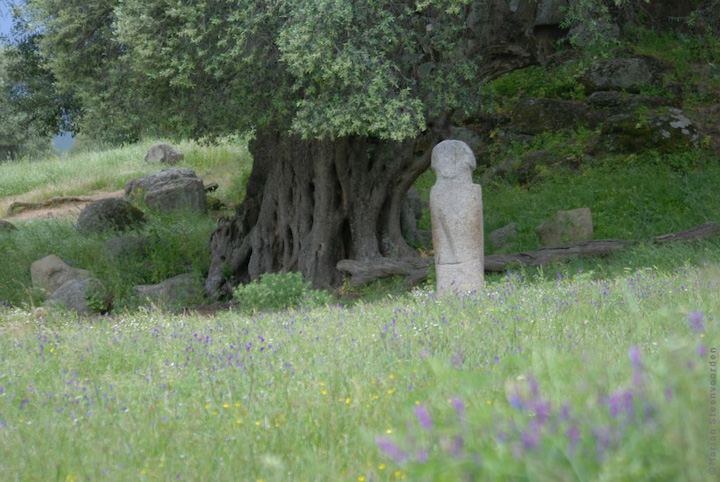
[483,153,720,252]
[480,59,591,111]
[0,137,251,211]
[414,145,720,255]
[0,213,218,310]
[3,135,717,479]
[626,27,720,105]
[0,259,717,480]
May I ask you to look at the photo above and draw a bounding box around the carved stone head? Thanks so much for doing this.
[431,140,476,181]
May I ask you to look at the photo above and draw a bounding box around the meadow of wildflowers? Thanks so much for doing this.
[0,262,718,481]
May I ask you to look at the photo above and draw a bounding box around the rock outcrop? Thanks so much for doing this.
[76,198,145,233]
[125,168,206,213]
[536,208,593,247]
[133,273,203,307]
[144,143,184,165]
[30,255,91,296]
[45,278,112,315]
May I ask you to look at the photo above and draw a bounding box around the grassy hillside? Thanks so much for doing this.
[0,137,251,212]
[0,138,251,309]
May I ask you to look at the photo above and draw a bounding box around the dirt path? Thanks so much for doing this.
[3,190,126,222]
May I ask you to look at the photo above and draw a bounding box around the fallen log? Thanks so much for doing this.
[484,239,630,272]
[7,196,95,215]
[336,258,431,286]
[652,221,720,244]
[336,222,719,286]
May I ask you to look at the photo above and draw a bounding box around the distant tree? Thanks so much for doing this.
[0,47,26,159]
[0,23,62,158]
[19,0,147,143]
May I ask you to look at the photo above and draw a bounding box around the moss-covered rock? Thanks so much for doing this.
[589,108,700,154]
[581,55,669,93]
[511,98,596,135]
[76,198,146,233]
[0,220,17,233]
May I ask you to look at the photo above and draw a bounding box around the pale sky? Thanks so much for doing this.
[0,1,16,39]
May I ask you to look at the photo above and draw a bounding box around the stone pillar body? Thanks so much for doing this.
[430,140,484,295]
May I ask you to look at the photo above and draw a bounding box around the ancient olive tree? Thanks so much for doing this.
[115,0,547,297]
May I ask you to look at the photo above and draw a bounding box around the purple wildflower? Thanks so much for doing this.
[417,450,429,464]
[451,352,463,367]
[450,435,464,457]
[414,405,433,430]
[628,346,642,370]
[567,424,580,456]
[531,399,552,425]
[521,425,540,450]
[622,390,635,416]
[509,392,524,410]
[608,389,634,418]
[688,311,706,332]
[451,397,466,418]
[376,436,408,463]
[698,344,707,358]
[527,375,540,397]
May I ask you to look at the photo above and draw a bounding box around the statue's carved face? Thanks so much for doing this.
[431,140,476,180]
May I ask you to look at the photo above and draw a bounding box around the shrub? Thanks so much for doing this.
[232,271,332,313]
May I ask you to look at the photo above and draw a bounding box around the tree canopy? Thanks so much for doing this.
[21,0,531,142]
[5,0,718,144]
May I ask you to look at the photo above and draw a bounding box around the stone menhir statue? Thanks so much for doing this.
[430,140,484,296]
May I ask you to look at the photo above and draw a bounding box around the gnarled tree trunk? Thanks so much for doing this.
[205,128,439,298]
